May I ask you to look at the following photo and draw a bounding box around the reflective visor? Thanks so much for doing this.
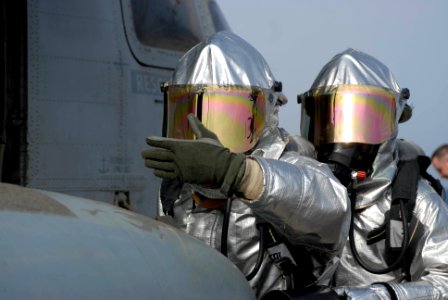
[164,85,266,153]
[301,85,396,146]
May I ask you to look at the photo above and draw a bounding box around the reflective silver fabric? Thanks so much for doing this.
[170,31,275,88]
[169,29,286,128]
[307,48,408,137]
[163,127,350,298]
[311,49,400,93]
[335,179,448,299]
[309,49,448,298]
[165,30,286,153]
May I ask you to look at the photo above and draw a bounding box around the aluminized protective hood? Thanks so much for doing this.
[302,48,413,209]
[164,30,286,157]
[310,48,400,92]
[169,30,276,89]
[308,48,410,124]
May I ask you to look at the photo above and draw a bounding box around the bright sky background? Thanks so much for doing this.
[218,0,448,182]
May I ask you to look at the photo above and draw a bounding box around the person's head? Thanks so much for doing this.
[162,30,286,154]
[298,48,412,173]
[432,144,448,178]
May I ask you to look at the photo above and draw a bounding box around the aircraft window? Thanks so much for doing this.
[130,0,202,52]
[122,0,230,68]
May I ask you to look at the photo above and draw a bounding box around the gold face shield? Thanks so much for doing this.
[163,85,267,153]
[300,85,397,146]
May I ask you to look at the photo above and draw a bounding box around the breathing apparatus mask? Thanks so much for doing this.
[298,84,403,185]
[298,48,412,184]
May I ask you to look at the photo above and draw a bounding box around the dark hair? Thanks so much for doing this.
[431,144,448,159]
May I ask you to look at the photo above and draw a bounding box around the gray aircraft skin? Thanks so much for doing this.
[0,1,256,299]
[0,182,255,300]
[1,0,230,218]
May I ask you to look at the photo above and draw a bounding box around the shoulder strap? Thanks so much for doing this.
[350,139,444,274]
[384,157,419,265]
[367,140,420,266]
[386,139,448,271]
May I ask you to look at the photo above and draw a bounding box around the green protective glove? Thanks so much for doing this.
[186,113,220,142]
[141,114,246,197]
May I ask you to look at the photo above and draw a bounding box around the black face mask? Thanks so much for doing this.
[317,143,380,173]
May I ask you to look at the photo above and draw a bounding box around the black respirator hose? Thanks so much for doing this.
[245,223,266,281]
[220,197,232,256]
[349,189,410,274]
[220,198,265,281]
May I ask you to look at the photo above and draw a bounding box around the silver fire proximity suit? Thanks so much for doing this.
[300,48,448,299]
[147,31,351,298]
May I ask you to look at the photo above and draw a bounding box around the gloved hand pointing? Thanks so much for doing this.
[141,115,246,197]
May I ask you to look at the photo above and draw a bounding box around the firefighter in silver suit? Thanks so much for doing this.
[141,31,350,299]
[298,48,448,299]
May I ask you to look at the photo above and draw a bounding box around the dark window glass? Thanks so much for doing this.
[125,0,231,67]
[130,0,229,52]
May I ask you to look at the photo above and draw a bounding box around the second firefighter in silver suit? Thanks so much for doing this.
[299,48,448,299]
